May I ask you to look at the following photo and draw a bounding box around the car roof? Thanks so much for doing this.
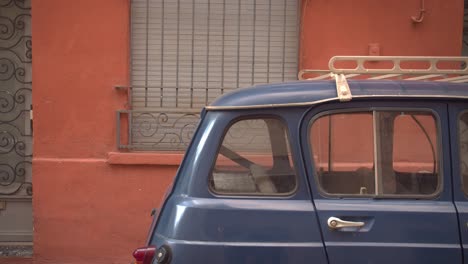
[207,80,468,110]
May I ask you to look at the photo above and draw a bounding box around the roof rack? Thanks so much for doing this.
[298,56,468,101]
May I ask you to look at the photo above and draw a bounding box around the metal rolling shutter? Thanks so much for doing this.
[130,0,299,150]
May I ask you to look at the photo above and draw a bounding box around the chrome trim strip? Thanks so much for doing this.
[155,235,323,247]
[325,241,460,249]
[206,94,468,111]
[314,201,455,213]
[206,97,340,110]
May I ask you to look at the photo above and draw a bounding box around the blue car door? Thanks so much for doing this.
[301,101,462,264]
[449,103,468,264]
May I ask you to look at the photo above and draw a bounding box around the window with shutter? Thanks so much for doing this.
[129,0,299,150]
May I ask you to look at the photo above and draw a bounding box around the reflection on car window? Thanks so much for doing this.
[310,112,375,195]
[210,118,296,195]
[310,110,439,197]
[459,111,468,195]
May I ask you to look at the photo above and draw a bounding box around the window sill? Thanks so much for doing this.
[107,151,184,165]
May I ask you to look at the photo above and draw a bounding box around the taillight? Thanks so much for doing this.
[133,246,156,264]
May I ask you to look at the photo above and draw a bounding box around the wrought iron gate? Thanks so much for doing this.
[0,0,33,243]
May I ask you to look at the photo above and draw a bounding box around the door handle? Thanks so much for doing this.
[327,217,365,230]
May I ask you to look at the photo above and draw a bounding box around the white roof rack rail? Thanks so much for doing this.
[298,56,468,101]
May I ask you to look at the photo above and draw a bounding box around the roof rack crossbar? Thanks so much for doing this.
[298,56,468,101]
[299,56,468,80]
[368,74,402,80]
[329,56,468,75]
[454,79,468,83]
[403,74,445,81]
[436,75,468,82]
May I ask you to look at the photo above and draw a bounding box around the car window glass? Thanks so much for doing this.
[310,110,440,197]
[210,118,296,195]
[310,112,375,194]
[459,111,468,195]
[392,113,438,195]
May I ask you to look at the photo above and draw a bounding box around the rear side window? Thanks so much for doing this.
[310,110,440,197]
[210,118,296,195]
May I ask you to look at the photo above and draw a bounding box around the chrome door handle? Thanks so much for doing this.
[327,217,365,229]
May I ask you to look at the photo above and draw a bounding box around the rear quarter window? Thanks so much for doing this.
[209,118,297,196]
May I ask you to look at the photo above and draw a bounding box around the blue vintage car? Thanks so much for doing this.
[132,56,468,264]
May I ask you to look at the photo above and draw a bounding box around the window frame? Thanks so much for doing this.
[208,115,299,197]
[127,0,302,151]
[308,107,443,200]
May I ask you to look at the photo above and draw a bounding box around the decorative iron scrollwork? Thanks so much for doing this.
[132,111,200,150]
[123,110,273,151]
[0,0,32,197]
[0,0,31,9]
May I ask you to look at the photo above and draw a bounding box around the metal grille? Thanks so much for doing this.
[0,0,33,243]
[126,0,299,150]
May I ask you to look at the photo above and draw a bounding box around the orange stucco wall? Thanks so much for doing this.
[30,1,176,263]
[23,0,463,264]
[300,0,464,69]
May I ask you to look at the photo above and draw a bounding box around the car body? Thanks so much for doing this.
[134,68,468,264]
